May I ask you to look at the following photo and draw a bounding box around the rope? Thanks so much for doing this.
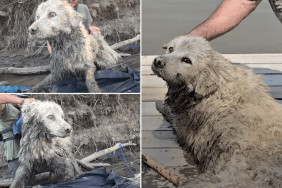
[96,143,136,177]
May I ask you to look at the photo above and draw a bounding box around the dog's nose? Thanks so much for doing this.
[153,56,166,68]
[29,27,37,35]
[65,127,72,134]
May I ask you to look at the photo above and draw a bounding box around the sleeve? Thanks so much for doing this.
[84,5,93,24]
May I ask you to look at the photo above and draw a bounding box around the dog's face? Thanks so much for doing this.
[22,101,73,139]
[28,0,83,40]
[152,37,220,99]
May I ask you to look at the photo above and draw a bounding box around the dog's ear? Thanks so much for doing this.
[162,43,168,49]
[194,68,219,100]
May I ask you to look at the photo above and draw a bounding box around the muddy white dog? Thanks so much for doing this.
[153,37,282,188]
[10,101,81,188]
[28,0,121,93]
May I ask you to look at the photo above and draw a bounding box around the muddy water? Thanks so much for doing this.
[142,0,282,55]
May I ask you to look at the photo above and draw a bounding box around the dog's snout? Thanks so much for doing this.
[65,127,72,134]
[29,27,38,35]
[153,57,165,68]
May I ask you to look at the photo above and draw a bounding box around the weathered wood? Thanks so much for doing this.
[0,11,7,17]
[142,151,188,186]
[142,102,161,116]
[0,66,50,75]
[0,81,9,86]
[142,54,282,66]
[143,148,196,167]
[81,142,136,163]
[142,130,178,148]
[142,75,282,88]
[142,64,282,75]
[111,35,140,50]
[142,116,171,131]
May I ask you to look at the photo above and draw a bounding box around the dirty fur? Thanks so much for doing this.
[153,37,282,188]
[10,101,81,188]
[28,0,122,93]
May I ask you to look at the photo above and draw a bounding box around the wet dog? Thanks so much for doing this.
[28,0,121,93]
[153,37,282,188]
[10,101,81,188]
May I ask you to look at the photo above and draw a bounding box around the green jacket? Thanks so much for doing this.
[0,104,20,161]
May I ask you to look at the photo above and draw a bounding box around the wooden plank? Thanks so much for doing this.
[143,148,196,167]
[142,102,161,116]
[142,64,282,75]
[142,54,282,66]
[142,75,282,88]
[142,88,167,102]
[142,87,282,101]
[142,116,172,131]
[142,130,179,148]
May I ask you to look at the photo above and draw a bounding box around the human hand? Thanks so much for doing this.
[89,26,101,35]
[24,98,36,104]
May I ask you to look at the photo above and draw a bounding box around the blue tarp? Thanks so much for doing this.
[0,67,140,93]
[41,167,139,188]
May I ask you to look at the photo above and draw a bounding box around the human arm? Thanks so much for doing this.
[186,0,262,41]
[0,94,35,106]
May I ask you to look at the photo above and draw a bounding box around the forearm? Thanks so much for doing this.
[187,0,261,41]
[0,94,22,105]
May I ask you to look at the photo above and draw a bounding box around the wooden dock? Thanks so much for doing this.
[142,54,282,188]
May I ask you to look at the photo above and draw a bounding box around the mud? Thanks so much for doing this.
[0,48,140,87]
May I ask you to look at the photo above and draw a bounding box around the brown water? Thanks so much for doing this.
[142,0,282,55]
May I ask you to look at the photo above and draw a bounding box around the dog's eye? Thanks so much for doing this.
[168,47,174,53]
[36,16,40,20]
[48,115,55,120]
[181,57,192,64]
[49,12,57,18]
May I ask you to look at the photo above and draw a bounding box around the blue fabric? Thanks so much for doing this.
[41,167,139,188]
[0,68,140,93]
[0,86,31,93]
[13,117,22,136]
[45,67,140,93]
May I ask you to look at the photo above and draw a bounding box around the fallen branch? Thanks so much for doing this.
[0,66,50,75]
[81,142,136,163]
[0,81,9,86]
[110,35,140,50]
[142,151,188,186]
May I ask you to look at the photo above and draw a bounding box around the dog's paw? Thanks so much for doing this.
[155,100,165,114]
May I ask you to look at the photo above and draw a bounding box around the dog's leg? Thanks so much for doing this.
[10,164,32,188]
[156,100,175,123]
[85,67,101,93]
[28,73,61,93]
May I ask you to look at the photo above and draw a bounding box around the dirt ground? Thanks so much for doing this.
[0,47,140,87]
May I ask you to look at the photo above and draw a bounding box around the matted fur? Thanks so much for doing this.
[153,37,282,188]
[28,0,122,93]
[10,101,81,188]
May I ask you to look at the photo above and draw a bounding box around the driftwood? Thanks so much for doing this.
[142,151,188,187]
[0,81,9,86]
[111,35,140,50]
[0,35,140,75]
[81,142,137,163]
[0,66,50,75]
[0,142,137,188]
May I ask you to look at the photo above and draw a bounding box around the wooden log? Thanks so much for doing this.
[110,35,140,50]
[142,151,188,186]
[0,81,9,86]
[0,66,50,75]
[81,142,137,163]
